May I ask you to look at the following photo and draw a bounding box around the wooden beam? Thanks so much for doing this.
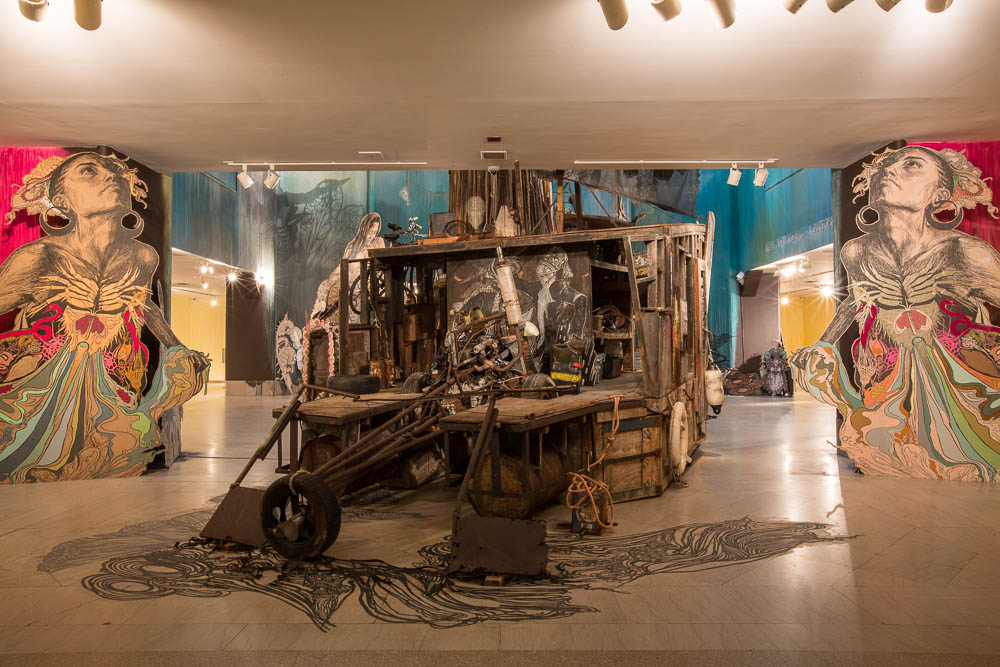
[556,174,564,233]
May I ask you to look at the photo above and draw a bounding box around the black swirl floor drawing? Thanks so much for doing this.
[38,495,426,574]
[63,512,844,631]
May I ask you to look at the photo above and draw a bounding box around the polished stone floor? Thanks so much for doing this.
[1,384,999,664]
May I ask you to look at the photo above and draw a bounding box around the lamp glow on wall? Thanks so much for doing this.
[18,0,101,28]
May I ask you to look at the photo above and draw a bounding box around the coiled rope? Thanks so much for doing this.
[565,394,622,530]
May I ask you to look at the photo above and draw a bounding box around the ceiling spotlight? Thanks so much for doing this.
[227,272,238,282]
[780,264,797,277]
[201,281,209,290]
[826,0,857,11]
[255,272,265,285]
[874,0,901,10]
[237,165,254,189]
[820,285,835,298]
[199,265,208,274]
[650,0,682,21]
[207,265,214,274]
[780,296,790,305]
[74,0,101,30]
[753,163,769,187]
[18,0,48,21]
[925,0,953,11]
[210,299,218,307]
[727,163,741,187]
[705,0,736,29]
[784,0,808,12]
[263,166,281,190]
[598,0,628,30]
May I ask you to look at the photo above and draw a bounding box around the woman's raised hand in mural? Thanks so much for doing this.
[189,350,211,375]
[790,343,835,393]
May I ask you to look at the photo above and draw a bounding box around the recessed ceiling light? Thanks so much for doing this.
[826,0,857,12]
[358,151,385,160]
[925,0,953,11]
[18,0,48,22]
[74,0,101,30]
[706,0,736,28]
[598,0,628,30]
[650,0,681,21]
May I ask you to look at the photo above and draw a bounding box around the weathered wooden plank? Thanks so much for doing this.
[368,225,680,262]
[440,378,644,432]
[276,392,424,425]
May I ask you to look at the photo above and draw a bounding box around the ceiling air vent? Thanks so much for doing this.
[480,150,508,160]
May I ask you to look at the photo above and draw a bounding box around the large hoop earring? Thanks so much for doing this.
[121,212,144,239]
[856,204,881,231]
[39,208,75,236]
[926,200,964,231]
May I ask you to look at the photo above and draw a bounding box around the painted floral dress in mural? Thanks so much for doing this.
[0,153,206,483]
[795,146,1000,482]
[799,242,1000,482]
[0,245,205,483]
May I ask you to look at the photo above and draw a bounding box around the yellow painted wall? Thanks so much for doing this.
[780,293,835,353]
[170,291,226,382]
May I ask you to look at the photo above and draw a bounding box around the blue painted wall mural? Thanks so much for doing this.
[697,167,834,368]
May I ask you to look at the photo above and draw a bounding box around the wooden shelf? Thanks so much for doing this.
[591,259,628,273]
[594,330,633,340]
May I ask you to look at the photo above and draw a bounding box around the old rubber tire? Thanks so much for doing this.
[261,473,342,559]
[521,373,557,399]
[327,373,381,395]
[401,371,429,394]
[669,401,691,477]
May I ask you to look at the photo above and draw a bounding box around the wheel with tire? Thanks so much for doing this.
[401,371,429,395]
[327,373,381,395]
[669,400,692,478]
[521,373,557,399]
[261,473,342,559]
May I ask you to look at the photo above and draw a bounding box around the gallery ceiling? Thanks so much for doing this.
[1,0,998,173]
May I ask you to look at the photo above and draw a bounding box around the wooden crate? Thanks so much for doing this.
[591,408,667,502]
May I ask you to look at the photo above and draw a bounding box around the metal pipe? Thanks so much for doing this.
[322,424,444,488]
[314,410,441,481]
[309,402,425,478]
[452,397,499,534]
[231,386,305,488]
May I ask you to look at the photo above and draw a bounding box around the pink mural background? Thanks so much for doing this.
[1,147,69,334]
[913,141,1000,252]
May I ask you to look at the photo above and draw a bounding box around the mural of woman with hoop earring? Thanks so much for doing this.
[0,152,208,483]
[792,145,1000,481]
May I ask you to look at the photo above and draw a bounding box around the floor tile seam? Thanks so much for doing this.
[935,552,982,589]
[219,623,251,650]
[846,527,914,570]
[826,585,886,626]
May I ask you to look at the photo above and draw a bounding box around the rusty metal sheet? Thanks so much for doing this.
[447,516,548,577]
[199,486,266,548]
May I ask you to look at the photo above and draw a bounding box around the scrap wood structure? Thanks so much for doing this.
[206,169,717,576]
